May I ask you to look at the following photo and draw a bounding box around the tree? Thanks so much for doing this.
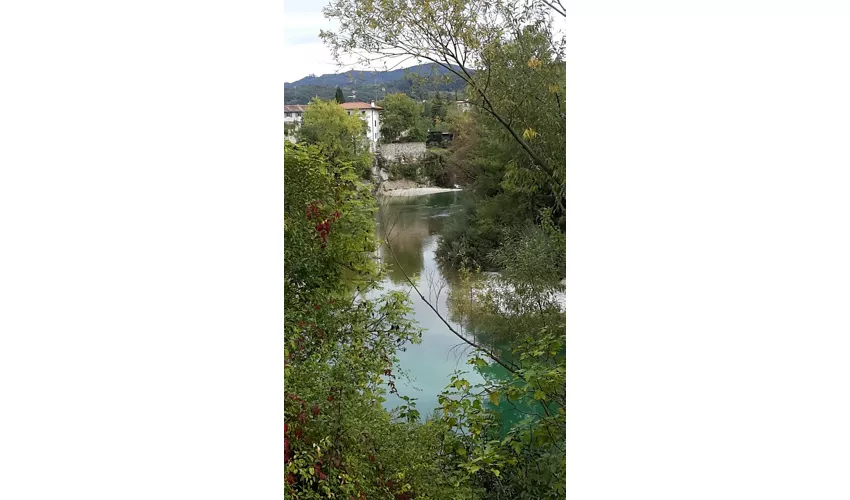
[334,86,346,103]
[427,23,565,269]
[430,92,444,125]
[296,98,372,177]
[379,92,426,143]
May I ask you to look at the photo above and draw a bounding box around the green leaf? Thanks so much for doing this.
[488,392,500,406]
[533,390,545,401]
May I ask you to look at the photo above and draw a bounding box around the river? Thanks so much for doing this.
[372,191,486,417]
[372,191,559,437]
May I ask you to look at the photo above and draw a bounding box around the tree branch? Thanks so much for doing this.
[385,241,523,377]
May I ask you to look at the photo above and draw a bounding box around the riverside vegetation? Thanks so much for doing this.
[285,1,566,498]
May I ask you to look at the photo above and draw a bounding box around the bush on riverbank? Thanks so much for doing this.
[433,25,565,277]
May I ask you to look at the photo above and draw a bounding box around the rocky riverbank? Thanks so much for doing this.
[379,186,462,197]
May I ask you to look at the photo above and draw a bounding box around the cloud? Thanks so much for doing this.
[283,43,340,82]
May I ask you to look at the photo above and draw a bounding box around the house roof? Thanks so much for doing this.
[340,101,383,110]
[285,102,383,113]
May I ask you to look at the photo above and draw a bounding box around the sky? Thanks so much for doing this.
[283,0,439,84]
[283,0,569,84]
[283,0,348,83]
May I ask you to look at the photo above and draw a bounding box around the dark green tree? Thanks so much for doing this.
[334,86,345,103]
[430,91,444,125]
[379,92,426,143]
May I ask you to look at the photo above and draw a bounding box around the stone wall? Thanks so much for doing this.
[378,142,427,163]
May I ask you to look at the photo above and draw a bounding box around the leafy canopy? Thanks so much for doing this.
[296,97,373,178]
[297,98,368,157]
[379,92,426,143]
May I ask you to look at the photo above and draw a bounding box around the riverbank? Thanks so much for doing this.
[379,187,462,197]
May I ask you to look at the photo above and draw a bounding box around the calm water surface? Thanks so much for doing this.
[372,192,485,417]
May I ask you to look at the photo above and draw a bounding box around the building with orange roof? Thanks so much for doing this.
[284,101,383,152]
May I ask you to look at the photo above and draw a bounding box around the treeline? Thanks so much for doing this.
[284,80,467,105]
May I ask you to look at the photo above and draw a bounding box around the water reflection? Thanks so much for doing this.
[375,192,555,437]
[374,192,482,416]
[376,192,461,284]
[376,192,539,433]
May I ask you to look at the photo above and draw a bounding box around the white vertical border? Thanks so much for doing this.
[0,0,286,498]
[567,11,850,499]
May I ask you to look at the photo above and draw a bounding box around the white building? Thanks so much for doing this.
[284,104,307,143]
[284,104,307,124]
[340,101,383,152]
[283,101,383,152]
[455,100,471,113]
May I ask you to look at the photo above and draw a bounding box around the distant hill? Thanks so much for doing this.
[284,63,470,105]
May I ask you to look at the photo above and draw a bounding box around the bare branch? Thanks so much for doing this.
[385,241,523,376]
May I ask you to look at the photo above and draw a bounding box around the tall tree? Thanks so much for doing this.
[379,92,426,143]
[430,92,444,125]
[334,86,345,103]
[296,98,371,177]
[436,25,566,269]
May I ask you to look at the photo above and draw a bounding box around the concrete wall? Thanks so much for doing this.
[378,142,427,163]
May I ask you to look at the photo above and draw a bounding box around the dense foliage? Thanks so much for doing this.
[296,98,373,179]
[443,268,566,499]
[378,93,427,143]
[436,23,566,271]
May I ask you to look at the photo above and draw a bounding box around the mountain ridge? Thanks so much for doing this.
[284,63,466,88]
[284,63,471,105]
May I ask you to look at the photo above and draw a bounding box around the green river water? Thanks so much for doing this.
[373,191,523,428]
